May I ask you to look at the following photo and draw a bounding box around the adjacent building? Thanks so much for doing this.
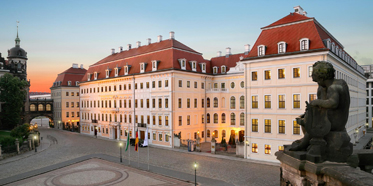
[362,64,373,128]
[51,64,86,130]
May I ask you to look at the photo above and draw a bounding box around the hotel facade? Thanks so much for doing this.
[78,6,366,162]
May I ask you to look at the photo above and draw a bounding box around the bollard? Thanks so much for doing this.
[211,138,216,154]
[15,139,20,154]
[0,144,2,159]
[28,136,32,150]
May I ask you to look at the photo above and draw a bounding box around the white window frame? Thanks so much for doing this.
[278,68,285,79]
[200,63,206,73]
[191,61,197,72]
[213,66,218,74]
[124,66,129,75]
[87,73,91,81]
[179,58,186,70]
[308,66,313,77]
[140,62,146,73]
[94,72,98,80]
[75,81,79,86]
[277,119,286,134]
[293,119,301,135]
[277,41,286,54]
[332,42,335,53]
[300,38,309,51]
[68,81,71,86]
[264,118,272,133]
[221,65,226,74]
[258,45,266,56]
[292,93,301,109]
[251,118,259,132]
[114,67,119,77]
[292,67,301,78]
[105,69,110,78]
[152,60,158,71]
[264,95,271,109]
[278,94,285,109]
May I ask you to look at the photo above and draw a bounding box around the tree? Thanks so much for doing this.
[0,73,27,129]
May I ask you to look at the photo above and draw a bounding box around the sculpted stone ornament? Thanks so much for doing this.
[284,61,353,163]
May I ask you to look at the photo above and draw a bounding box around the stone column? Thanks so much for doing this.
[15,139,20,154]
[211,138,216,154]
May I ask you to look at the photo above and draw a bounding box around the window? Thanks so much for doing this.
[159,116,162,125]
[214,98,218,108]
[201,82,204,89]
[222,113,226,123]
[165,98,168,108]
[152,60,158,71]
[214,113,218,123]
[202,114,204,124]
[152,81,155,88]
[213,130,218,138]
[252,71,257,81]
[230,82,235,89]
[230,97,235,109]
[202,99,204,108]
[265,144,271,154]
[279,120,285,134]
[165,80,168,87]
[165,116,169,126]
[252,119,258,132]
[278,42,286,54]
[187,98,190,108]
[252,143,258,153]
[207,98,210,108]
[66,102,69,108]
[30,104,36,111]
[230,113,235,125]
[153,133,156,140]
[258,45,265,56]
[159,134,163,141]
[194,81,197,88]
[194,99,197,108]
[179,80,182,87]
[265,95,271,109]
[158,80,162,88]
[221,83,225,89]
[300,38,309,51]
[187,81,190,88]
[293,94,300,109]
[309,94,317,102]
[140,63,145,73]
[146,82,149,88]
[221,66,226,74]
[158,98,162,108]
[207,113,210,123]
[152,116,156,125]
[179,116,182,126]
[264,119,271,133]
[147,99,150,108]
[191,61,197,71]
[278,95,285,109]
[279,146,284,151]
[240,96,244,109]
[213,67,218,74]
[207,130,210,138]
[293,68,300,78]
[240,113,244,126]
[278,69,285,79]
[240,81,244,88]
[66,92,69,96]
[308,66,313,77]
[201,63,206,73]
[179,59,186,70]
[264,70,271,80]
[178,98,182,108]
[293,120,300,135]
[166,134,169,142]
[187,115,190,125]
[66,112,69,117]
[252,96,258,109]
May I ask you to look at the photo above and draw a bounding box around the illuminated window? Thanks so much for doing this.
[179,116,182,126]
[221,113,226,123]
[214,113,218,123]
[230,97,236,109]
[278,120,285,134]
[240,96,244,109]
[207,98,210,108]
[178,98,182,108]
[159,116,162,126]
[278,95,285,109]
[240,113,244,126]
[309,94,317,102]
[293,94,300,108]
[265,70,271,80]
[264,119,271,133]
[293,68,300,78]
[30,104,36,111]
[264,95,271,109]
[230,113,236,125]
[252,143,258,153]
[187,98,190,108]
[159,134,163,141]
[279,146,284,151]
[308,66,313,77]
[38,104,44,111]
[278,69,285,79]
[214,98,218,108]
[265,144,271,154]
[252,96,258,109]
[252,71,257,81]
[252,119,258,132]
[293,120,300,135]
[187,115,190,125]
[207,113,210,123]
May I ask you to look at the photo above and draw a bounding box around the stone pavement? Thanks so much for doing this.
[0,128,280,186]
[353,131,373,150]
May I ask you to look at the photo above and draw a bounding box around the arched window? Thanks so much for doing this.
[207,113,210,123]
[214,97,218,108]
[240,96,244,109]
[240,113,245,126]
[46,104,51,111]
[38,104,44,111]
[207,130,210,138]
[222,130,226,138]
[230,96,235,109]
[30,104,36,111]
[222,97,225,108]
[221,113,226,123]
[214,113,218,123]
[207,98,210,108]
[213,130,218,138]
[231,113,236,125]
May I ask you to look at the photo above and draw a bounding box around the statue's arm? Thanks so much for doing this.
[310,87,339,109]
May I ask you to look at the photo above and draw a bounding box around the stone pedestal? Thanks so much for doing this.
[325,131,353,162]
[211,138,216,154]
[196,136,201,152]
[15,139,20,154]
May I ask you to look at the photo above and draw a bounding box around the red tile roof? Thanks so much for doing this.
[53,67,87,87]
[262,13,311,29]
[210,53,249,74]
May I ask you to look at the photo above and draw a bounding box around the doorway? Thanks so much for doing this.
[140,131,145,140]
[114,126,118,139]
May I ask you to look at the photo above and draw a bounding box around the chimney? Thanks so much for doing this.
[148,38,151,45]
[111,48,115,54]
[158,35,162,42]
[293,6,305,15]
[136,41,141,47]
[244,44,251,54]
[72,63,78,68]
[170,31,175,39]
[127,44,131,50]
[226,47,231,57]
[119,46,123,52]
[217,51,222,57]
[80,64,84,69]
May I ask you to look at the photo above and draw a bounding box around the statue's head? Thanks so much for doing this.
[312,61,335,83]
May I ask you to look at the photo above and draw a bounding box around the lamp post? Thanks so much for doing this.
[194,162,197,186]
[119,142,123,162]
[34,135,37,152]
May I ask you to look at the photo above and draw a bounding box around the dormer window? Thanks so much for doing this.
[300,38,309,51]
[213,66,218,74]
[277,42,286,54]
[152,60,159,71]
[178,59,186,70]
[258,45,266,56]
[87,73,91,81]
[221,65,226,74]
[94,72,98,80]
[336,46,339,55]
[325,38,331,49]
[114,67,121,77]
[332,42,335,53]
[199,63,206,73]
[105,69,110,78]
[75,81,79,86]
[140,62,147,73]
[190,61,197,72]
[68,81,71,86]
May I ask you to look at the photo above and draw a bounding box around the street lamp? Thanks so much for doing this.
[119,142,123,162]
[194,162,197,186]
[34,135,37,152]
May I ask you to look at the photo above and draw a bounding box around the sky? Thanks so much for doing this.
[0,0,372,92]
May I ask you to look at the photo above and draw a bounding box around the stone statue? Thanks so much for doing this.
[287,61,353,163]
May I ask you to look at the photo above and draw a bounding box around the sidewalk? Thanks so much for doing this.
[353,132,373,150]
[0,134,52,165]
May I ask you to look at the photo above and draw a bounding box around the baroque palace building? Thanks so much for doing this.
[79,6,366,162]
[51,64,86,130]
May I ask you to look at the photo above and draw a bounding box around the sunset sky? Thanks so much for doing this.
[0,1,372,92]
